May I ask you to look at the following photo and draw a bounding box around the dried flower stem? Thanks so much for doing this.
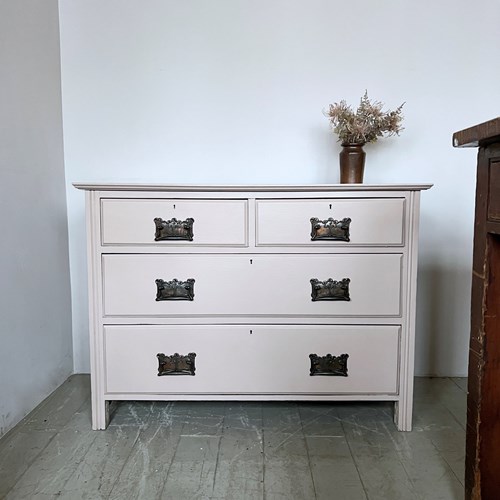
[324,91,404,145]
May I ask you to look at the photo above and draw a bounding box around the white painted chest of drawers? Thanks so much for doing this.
[75,183,431,431]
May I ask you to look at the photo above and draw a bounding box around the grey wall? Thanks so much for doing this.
[60,0,499,377]
[0,0,73,436]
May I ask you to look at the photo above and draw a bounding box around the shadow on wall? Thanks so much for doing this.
[416,261,472,377]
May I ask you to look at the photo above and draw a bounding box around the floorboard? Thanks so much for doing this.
[1,375,466,500]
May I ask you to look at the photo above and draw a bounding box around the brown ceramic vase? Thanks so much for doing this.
[339,143,366,183]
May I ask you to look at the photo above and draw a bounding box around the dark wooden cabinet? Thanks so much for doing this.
[453,117,500,499]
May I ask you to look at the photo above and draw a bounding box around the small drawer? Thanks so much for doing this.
[256,198,405,246]
[101,198,248,246]
[102,253,402,318]
[104,325,400,395]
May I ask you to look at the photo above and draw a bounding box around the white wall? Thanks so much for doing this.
[0,0,72,436]
[59,0,500,376]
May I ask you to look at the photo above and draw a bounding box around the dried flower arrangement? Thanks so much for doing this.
[324,91,404,145]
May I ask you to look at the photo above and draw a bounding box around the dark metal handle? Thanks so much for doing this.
[157,352,196,376]
[310,217,351,241]
[155,278,195,301]
[310,278,350,301]
[309,353,349,376]
[154,217,194,241]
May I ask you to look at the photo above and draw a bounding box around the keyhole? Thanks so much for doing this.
[250,330,253,335]
[250,259,253,264]
[329,204,332,210]
[173,204,176,209]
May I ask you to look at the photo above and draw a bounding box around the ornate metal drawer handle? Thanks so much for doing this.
[157,352,196,376]
[309,353,349,376]
[310,278,350,301]
[154,217,194,241]
[155,278,195,301]
[310,217,351,241]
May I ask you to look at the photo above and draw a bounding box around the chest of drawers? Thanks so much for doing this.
[75,183,431,431]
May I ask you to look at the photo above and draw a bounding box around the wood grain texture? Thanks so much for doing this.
[453,117,500,148]
[488,161,500,221]
[0,375,90,498]
[211,403,264,500]
[0,375,465,499]
[459,140,500,499]
[476,233,500,495]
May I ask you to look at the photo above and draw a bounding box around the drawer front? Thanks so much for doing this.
[104,325,400,395]
[101,199,248,246]
[102,253,402,317]
[256,198,405,246]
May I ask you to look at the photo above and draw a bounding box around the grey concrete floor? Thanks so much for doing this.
[0,375,466,499]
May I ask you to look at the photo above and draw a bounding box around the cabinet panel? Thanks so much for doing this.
[101,198,248,246]
[102,253,402,318]
[104,325,400,395]
[256,198,405,246]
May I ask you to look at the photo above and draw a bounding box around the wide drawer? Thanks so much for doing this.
[256,198,405,246]
[101,198,248,246]
[102,253,402,317]
[104,325,400,395]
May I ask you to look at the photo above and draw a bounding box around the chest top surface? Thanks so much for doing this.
[74,183,432,193]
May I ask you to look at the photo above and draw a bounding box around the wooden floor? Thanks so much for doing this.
[0,375,466,500]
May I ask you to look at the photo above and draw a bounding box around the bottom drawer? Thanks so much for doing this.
[104,325,400,395]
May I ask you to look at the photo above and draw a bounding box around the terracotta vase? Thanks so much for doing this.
[339,143,366,183]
